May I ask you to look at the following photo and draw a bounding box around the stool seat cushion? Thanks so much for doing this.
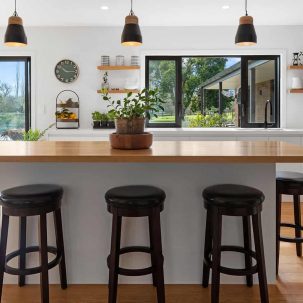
[0,184,63,209]
[276,171,303,184]
[203,184,264,209]
[105,185,166,209]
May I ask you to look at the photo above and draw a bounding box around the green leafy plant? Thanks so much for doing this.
[189,113,226,128]
[22,123,55,141]
[101,88,165,120]
[100,113,108,122]
[92,111,102,121]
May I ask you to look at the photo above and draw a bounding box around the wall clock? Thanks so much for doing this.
[55,59,79,83]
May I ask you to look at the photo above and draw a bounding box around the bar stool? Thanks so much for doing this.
[0,184,67,303]
[202,184,269,303]
[105,185,166,303]
[276,171,303,274]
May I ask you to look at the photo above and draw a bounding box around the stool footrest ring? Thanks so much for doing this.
[5,245,61,276]
[280,222,303,243]
[107,246,154,277]
[204,245,258,276]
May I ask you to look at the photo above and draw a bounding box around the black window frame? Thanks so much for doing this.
[0,56,31,131]
[145,55,280,128]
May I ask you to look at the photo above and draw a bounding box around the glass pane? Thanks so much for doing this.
[0,60,26,138]
[182,57,241,128]
[247,60,276,124]
[148,60,176,124]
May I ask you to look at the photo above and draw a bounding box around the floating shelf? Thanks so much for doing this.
[289,89,303,93]
[56,104,79,108]
[56,118,79,122]
[288,66,303,70]
[97,89,139,94]
[97,65,140,71]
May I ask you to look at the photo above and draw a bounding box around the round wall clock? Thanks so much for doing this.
[55,59,79,83]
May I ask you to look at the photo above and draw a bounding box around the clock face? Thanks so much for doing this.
[55,60,79,83]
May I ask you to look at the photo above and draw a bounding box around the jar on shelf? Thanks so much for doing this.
[116,55,125,66]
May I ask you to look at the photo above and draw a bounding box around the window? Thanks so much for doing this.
[146,55,280,128]
[0,57,31,138]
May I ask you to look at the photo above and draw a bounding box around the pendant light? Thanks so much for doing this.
[121,0,142,46]
[235,0,257,46]
[4,0,27,47]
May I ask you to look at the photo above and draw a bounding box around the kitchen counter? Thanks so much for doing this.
[0,140,300,285]
[1,140,303,163]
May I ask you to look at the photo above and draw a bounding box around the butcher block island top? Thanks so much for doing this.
[1,140,303,163]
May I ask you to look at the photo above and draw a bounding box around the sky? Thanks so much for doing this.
[0,62,25,94]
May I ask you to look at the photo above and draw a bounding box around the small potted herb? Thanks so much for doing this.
[22,124,55,141]
[107,111,115,128]
[92,111,102,128]
[100,113,109,127]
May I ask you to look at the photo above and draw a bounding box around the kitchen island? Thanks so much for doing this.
[0,140,303,285]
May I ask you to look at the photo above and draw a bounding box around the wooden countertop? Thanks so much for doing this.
[0,140,303,163]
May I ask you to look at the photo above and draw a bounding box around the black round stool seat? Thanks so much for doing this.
[277,171,303,184]
[105,185,166,209]
[0,184,63,215]
[203,184,264,211]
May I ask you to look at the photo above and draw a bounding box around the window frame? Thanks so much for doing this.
[145,55,280,128]
[240,55,280,128]
[0,56,31,131]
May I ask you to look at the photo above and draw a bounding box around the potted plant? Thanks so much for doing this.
[100,113,109,128]
[101,88,164,134]
[92,111,102,128]
[22,124,55,141]
[107,111,115,129]
[101,88,164,149]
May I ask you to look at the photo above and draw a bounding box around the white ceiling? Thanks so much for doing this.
[0,0,302,27]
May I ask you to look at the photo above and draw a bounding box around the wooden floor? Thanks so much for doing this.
[2,202,303,303]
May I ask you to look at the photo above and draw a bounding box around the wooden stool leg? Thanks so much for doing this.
[242,216,253,287]
[0,215,9,302]
[150,207,165,303]
[53,209,67,289]
[18,217,26,287]
[202,210,213,288]
[294,195,302,257]
[149,215,157,287]
[39,213,49,303]
[276,191,282,275]
[252,213,269,303]
[211,209,222,303]
[108,210,122,303]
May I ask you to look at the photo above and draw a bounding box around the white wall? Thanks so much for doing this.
[0,25,302,130]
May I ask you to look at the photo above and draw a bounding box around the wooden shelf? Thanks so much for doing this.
[288,66,303,70]
[97,65,140,71]
[57,119,79,122]
[289,89,303,93]
[97,89,139,94]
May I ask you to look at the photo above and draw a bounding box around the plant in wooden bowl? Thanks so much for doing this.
[101,88,164,149]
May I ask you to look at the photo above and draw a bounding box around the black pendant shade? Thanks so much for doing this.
[4,15,27,47]
[121,0,142,46]
[235,15,257,46]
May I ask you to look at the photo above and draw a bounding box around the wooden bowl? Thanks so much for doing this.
[109,132,153,150]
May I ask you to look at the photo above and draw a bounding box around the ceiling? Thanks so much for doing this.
[0,0,302,27]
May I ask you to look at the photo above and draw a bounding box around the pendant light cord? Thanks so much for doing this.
[245,0,248,16]
[13,0,18,16]
[130,0,134,16]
